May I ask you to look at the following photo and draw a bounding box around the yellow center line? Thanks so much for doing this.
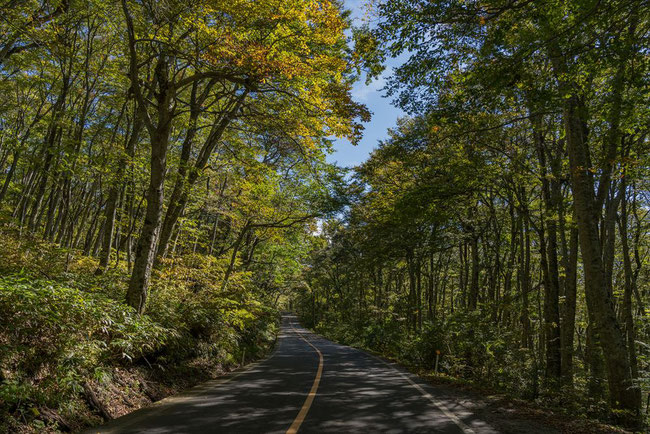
[286,320,323,434]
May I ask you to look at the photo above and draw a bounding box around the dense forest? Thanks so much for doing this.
[297,0,650,430]
[0,0,364,431]
[1,0,649,432]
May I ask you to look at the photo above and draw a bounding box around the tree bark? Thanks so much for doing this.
[618,163,641,409]
[468,233,479,310]
[156,90,247,259]
[530,112,562,382]
[96,109,142,274]
[0,150,19,205]
[560,224,578,385]
[124,40,174,312]
[547,31,639,414]
[563,93,637,414]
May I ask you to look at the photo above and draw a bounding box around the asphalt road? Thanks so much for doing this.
[86,315,497,433]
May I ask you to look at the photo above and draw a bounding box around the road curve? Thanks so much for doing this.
[85,315,497,433]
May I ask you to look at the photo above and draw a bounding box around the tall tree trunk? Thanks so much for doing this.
[125,46,174,313]
[221,221,251,291]
[562,93,637,415]
[406,249,417,332]
[618,163,641,409]
[0,150,19,206]
[468,233,479,310]
[560,224,578,386]
[547,27,639,413]
[125,123,169,313]
[27,70,70,232]
[97,109,141,274]
[520,197,532,350]
[531,113,562,382]
[156,90,247,259]
[416,255,422,331]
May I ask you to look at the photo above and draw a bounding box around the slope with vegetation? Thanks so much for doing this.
[0,0,364,431]
[297,0,650,430]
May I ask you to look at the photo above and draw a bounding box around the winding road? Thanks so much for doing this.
[87,315,499,433]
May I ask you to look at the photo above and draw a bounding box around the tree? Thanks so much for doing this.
[119,0,367,313]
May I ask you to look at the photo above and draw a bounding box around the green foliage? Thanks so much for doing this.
[309,307,537,397]
[0,240,279,431]
[0,0,363,431]
[0,276,168,410]
[147,254,278,363]
[299,0,649,428]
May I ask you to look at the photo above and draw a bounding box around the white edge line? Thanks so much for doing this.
[363,352,475,434]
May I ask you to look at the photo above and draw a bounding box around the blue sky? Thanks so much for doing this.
[326,0,406,169]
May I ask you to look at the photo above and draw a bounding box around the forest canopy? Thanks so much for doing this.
[298,0,650,428]
[0,0,366,430]
[1,0,650,431]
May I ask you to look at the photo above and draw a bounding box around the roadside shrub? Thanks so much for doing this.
[146,254,278,364]
[0,276,170,414]
[362,317,404,355]
[0,227,279,433]
[309,309,535,400]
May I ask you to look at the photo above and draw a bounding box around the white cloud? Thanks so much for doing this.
[352,75,386,102]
